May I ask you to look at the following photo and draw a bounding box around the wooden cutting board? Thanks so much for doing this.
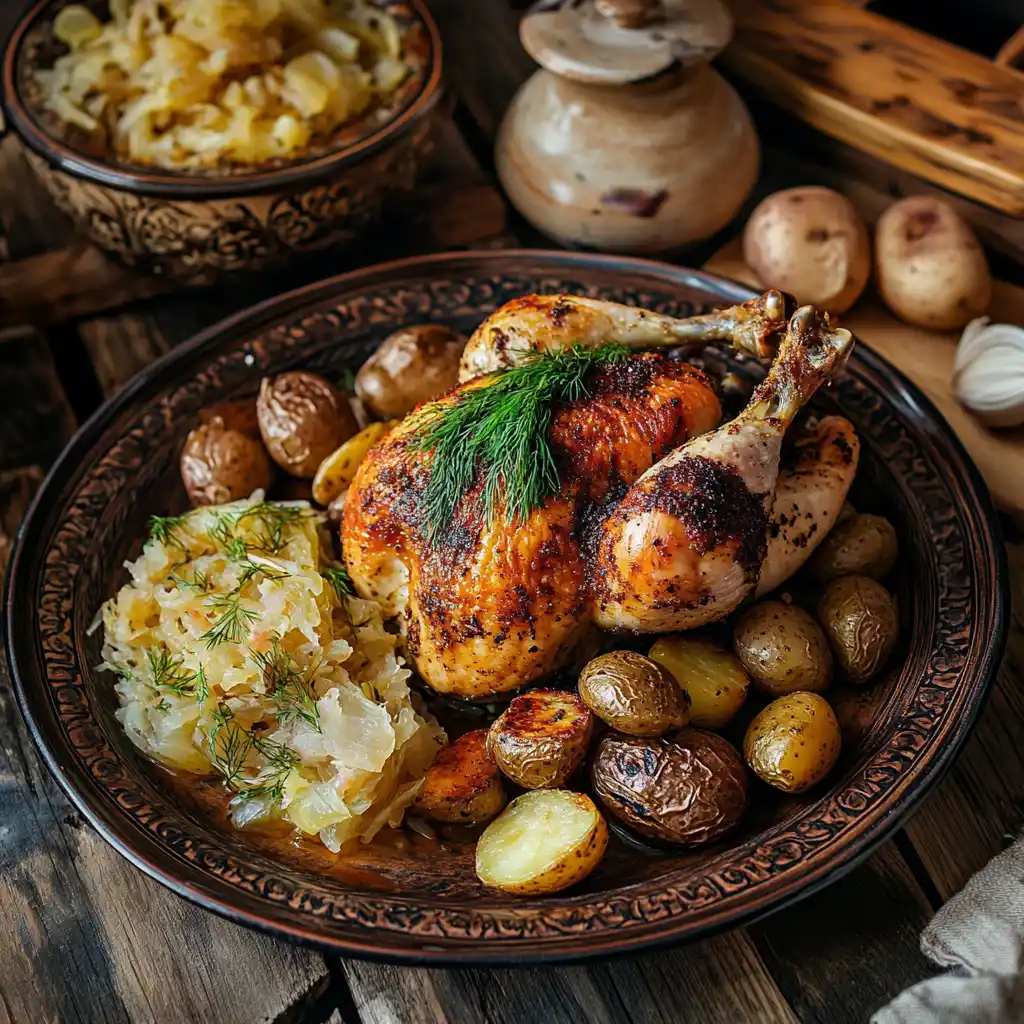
[705,241,1024,517]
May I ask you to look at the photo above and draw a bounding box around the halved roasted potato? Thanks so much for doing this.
[413,729,506,825]
[475,790,608,895]
[487,689,594,789]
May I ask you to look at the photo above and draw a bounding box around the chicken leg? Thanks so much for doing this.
[593,306,854,632]
[458,290,793,381]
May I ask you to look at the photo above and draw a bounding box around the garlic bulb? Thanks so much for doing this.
[953,317,1024,428]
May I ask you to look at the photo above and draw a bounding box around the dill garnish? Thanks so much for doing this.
[235,736,299,805]
[170,568,210,593]
[234,501,312,554]
[322,566,353,603]
[250,639,321,729]
[224,536,249,562]
[409,343,630,539]
[145,648,209,702]
[149,513,191,548]
[200,591,259,648]
[208,704,252,788]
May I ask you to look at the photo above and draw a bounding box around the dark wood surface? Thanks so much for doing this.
[1,1,1023,1021]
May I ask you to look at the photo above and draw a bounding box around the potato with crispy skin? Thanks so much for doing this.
[475,790,608,895]
[355,325,467,420]
[180,416,272,508]
[648,636,750,729]
[578,650,690,736]
[487,689,594,789]
[257,371,358,478]
[413,730,506,825]
[590,728,748,846]
[732,600,832,696]
[744,691,841,792]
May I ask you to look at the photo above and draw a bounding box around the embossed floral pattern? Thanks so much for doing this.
[20,117,435,284]
[8,256,1007,962]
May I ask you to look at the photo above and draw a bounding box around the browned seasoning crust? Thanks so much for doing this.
[343,355,722,699]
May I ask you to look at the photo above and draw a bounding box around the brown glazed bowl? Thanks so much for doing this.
[1,0,443,285]
[6,251,1007,964]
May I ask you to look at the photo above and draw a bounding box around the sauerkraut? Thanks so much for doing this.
[98,492,445,850]
[35,0,411,169]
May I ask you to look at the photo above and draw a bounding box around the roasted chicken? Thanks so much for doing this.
[344,292,859,699]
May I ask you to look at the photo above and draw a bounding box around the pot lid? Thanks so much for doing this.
[520,0,734,85]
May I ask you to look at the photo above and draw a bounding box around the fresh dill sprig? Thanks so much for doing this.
[234,501,312,554]
[149,513,191,549]
[250,639,321,730]
[409,343,630,539]
[200,591,259,648]
[169,568,210,593]
[321,566,353,603]
[224,536,249,561]
[208,704,252,788]
[147,647,197,696]
[234,736,299,804]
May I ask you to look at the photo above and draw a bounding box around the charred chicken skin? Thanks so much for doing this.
[344,292,858,700]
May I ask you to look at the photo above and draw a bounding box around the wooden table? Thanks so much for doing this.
[2,3,1023,1022]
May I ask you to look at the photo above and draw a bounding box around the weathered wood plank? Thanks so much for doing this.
[749,845,937,1023]
[901,539,1024,900]
[343,930,799,1024]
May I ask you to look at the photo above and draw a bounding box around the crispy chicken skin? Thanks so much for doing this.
[344,355,722,698]
[345,293,857,700]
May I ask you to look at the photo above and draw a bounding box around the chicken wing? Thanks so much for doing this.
[459,290,792,381]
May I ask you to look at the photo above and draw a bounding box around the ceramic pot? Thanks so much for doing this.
[496,0,759,254]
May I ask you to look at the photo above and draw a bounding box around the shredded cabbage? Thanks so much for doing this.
[36,0,411,169]
[100,491,445,849]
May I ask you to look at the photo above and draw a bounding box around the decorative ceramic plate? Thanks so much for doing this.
[6,250,1008,965]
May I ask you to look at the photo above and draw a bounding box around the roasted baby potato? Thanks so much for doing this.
[817,576,899,684]
[413,730,506,825]
[180,416,272,508]
[590,729,748,846]
[743,692,841,793]
[257,371,358,478]
[648,636,750,729]
[807,514,898,584]
[356,325,467,420]
[487,689,594,789]
[732,600,832,696]
[312,420,397,506]
[199,399,261,438]
[578,650,690,736]
[475,790,608,895]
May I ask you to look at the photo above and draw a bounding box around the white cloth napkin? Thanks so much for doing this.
[873,838,1024,1023]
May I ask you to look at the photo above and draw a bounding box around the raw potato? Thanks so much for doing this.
[180,416,272,507]
[312,420,397,506]
[356,325,467,420]
[806,513,898,583]
[732,600,832,695]
[875,196,992,329]
[577,650,690,736]
[257,371,358,478]
[744,691,841,793]
[475,790,608,895]
[817,575,899,684]
[648,636,750,729]
[487,689,594,790]
[590,729,748,846]
[743,186,870,313]
[413,730,506,825]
